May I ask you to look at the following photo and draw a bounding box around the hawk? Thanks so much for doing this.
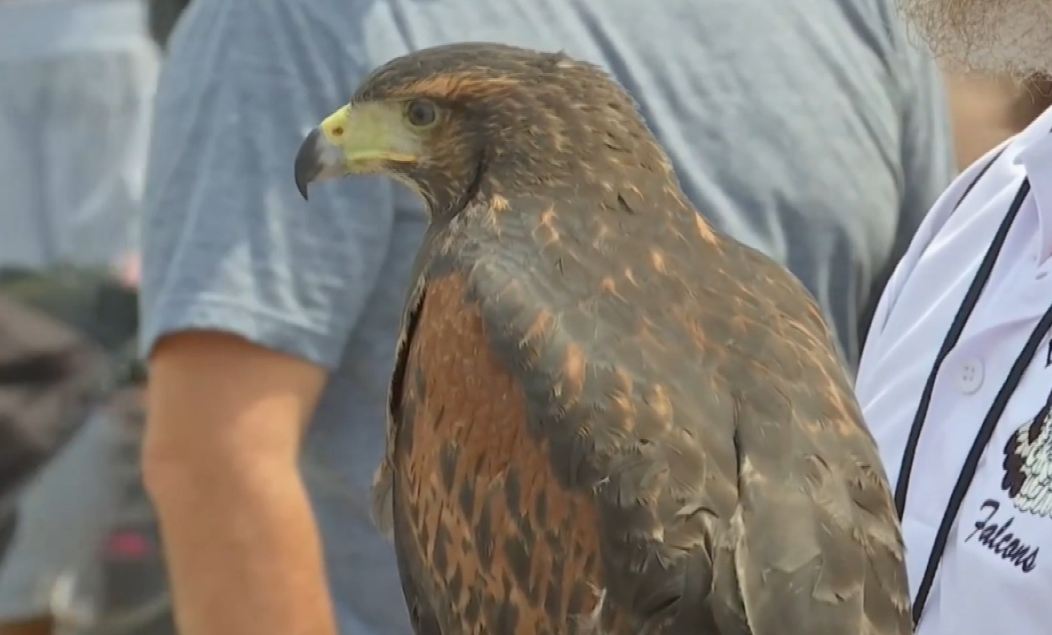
[294,42,909,635]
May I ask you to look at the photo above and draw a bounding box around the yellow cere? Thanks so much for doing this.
[319,103,422,167]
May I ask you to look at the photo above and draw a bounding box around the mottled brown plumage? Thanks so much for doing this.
[296,42,910,635]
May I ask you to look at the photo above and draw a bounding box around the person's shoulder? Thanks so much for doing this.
[1015,105,1052,166]
[1015,105,1052,210]
[810,0,905,55]
[164,0,361,65]
[859,0,919,51]
[843,0,940,83]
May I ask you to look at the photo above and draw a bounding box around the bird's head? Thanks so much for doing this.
[294,42,673,216]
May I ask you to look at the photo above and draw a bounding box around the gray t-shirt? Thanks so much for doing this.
[140,0,953,632]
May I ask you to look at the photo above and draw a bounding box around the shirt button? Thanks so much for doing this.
[956,359,984,394]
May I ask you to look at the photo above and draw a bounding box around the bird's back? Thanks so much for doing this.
[381,176,910,634]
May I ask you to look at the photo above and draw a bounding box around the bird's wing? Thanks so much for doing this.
[382,194,910,634]
[712,249,911,635]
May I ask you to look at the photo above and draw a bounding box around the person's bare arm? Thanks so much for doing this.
[142,331,336,635]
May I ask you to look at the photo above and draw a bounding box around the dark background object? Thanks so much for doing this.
[0,292,106,561]
[0,266,140,563]
[147,0,192,50]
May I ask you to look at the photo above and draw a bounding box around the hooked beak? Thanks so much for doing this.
[294,104,421,201]
[294,108,349,200]
[294,128,329,200]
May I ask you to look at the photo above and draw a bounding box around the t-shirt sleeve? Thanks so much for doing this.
[896,40,958,261]
[858,25,957,348]
[138,0,395,369]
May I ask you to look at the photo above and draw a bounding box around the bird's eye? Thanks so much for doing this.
[405,99,437,127]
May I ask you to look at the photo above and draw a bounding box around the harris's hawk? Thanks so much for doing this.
[294,43,909,635]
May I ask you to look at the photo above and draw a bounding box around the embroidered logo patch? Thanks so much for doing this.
[1003,401,1052,518]
[966,499,1039,572]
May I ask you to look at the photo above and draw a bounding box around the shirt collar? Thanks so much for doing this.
[1014,107,1052,264]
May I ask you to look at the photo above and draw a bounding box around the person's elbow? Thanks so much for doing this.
[141,330,328,506]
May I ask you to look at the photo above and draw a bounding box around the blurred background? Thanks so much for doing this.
[0,1,1049,634]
